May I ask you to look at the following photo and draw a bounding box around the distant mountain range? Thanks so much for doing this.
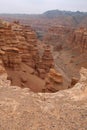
[43,10,87,17]
[0,9,87,28]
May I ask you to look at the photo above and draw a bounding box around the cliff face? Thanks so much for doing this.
[44,26,87,54]
[0,20,55,73]
[0,20,57,92]
[0,20,38,70]
[0,64,87,130]
[70,27,87,53]
[44,25,71,48]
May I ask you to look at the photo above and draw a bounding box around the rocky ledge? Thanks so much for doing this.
[0,65,87,130]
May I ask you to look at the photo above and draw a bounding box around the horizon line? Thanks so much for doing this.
[0,9,87,15]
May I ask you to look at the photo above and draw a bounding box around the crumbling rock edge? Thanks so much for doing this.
[0,67,87,100]
[0,67,87,130]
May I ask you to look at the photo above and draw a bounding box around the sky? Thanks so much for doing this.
[0,0,87,14]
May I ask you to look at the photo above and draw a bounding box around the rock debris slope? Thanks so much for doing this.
[0,64,87,130]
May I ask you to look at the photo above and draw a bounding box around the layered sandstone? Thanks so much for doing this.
[0,20,40,69]
[0,20,55,75]
[44,25,71,49]
[41,46,54,72]
[0,20,57,92]
[1,47,21,70]
[36,46,54,79]
[23,25,37,45]
[70,27,87,53]
[44,68,64,92]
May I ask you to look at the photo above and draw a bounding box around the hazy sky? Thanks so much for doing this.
[0,0,87,14]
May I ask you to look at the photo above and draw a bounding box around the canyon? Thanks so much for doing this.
[0,9,87,129]
[0,14,87,92]
[0,19,70,93]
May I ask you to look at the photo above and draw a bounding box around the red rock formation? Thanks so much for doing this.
[0,24,19,48]
[0,20,40,70]
[41,46,54,72]
[35,45,54,79]
[44,68,63,92]
[71,27,87,53]
[1,47,21,70]
[44,25,71,47]
[23,25,37,46]
[0,19,62,92]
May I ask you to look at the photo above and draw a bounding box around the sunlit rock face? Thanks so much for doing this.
[44,68,64,92]
[1,47,21,70]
